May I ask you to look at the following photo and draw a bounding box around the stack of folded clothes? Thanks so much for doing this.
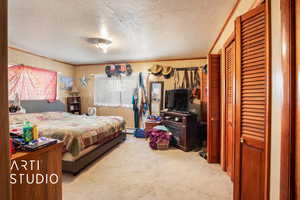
[146,125,172,150]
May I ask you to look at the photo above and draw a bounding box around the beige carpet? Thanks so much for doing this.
[63,135,232,200]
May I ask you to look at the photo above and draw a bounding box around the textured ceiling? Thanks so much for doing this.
[8,0,235,65]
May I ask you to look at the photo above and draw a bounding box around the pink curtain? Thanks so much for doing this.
[8,65,57,100]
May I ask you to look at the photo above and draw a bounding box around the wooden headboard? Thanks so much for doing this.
[20,100,66,113]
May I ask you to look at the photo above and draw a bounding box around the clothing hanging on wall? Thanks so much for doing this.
[191,69,201,99]
[180,70,185,88]
[132,88,139,129]
[132,72,149,129]
[181,69,191,88]
[174,69,179,89]
[195,69,201,87]
[138,72,148,116]
[190,70,194,88]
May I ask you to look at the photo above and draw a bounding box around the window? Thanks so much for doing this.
[94,75,121,107]
[120,74,139,107]
[8,65,57,100]
[94,73,145,108]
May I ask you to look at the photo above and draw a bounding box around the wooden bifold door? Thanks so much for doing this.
[207,54,221,163]
[224,37,236,180]
[234,3,270,200]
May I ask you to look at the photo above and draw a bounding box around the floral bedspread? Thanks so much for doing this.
[9,112,125,156]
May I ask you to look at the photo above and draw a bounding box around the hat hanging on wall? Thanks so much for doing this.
[126,64,132,76]
[105,64,133,77]
[162,66,173,79]
[148,64,163,75]
[105,65,112,77]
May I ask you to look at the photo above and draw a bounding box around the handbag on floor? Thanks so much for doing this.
[134,128,146,138]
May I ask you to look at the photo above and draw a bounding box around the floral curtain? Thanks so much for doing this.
[8,65,57,100]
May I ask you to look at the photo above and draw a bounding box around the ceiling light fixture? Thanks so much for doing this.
[94,38,112,53]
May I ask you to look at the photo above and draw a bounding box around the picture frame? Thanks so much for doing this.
[149,81,164,115]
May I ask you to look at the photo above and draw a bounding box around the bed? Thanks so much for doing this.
[9,100,126,175]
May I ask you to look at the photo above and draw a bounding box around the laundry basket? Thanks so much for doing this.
[156,139,170,150]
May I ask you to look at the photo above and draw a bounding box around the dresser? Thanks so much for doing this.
[161,111,200,151]
[11,143,63,200]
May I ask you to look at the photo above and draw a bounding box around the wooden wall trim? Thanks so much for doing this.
[265,1,272,199]
[223,32,235,49]
[8,46,207,67]
[209,0,264,54]
[221,48,226,171]
[74,57,207,67]
[8,46,74,66]
[233,15,242,200]
[280,0,296,199]
[0,0,11,199]
[208,0,241,54]
[251,0,265,8]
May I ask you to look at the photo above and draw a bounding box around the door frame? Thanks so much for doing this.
[221,33,235,177]
[280,0,296,199]
[0,0,11,199]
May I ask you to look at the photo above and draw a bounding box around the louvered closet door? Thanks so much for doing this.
[234,3,270,200]
[225,40,235,180]
[207,54,221,163]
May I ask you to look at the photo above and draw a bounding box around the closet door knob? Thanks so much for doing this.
[240,138,244,143]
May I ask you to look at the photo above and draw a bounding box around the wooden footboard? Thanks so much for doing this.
[62,131,126,175]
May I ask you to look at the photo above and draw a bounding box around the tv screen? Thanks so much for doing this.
[165,89,190,111]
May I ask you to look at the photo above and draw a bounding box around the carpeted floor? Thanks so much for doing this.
[63,135,232,200]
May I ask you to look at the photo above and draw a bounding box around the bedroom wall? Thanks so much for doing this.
[8,48,75,103]
[75,59,207,128]
[211,0,259,54]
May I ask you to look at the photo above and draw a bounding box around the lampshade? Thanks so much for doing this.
[70,86,79,94]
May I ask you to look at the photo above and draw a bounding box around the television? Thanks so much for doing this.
[165,89,190,112]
